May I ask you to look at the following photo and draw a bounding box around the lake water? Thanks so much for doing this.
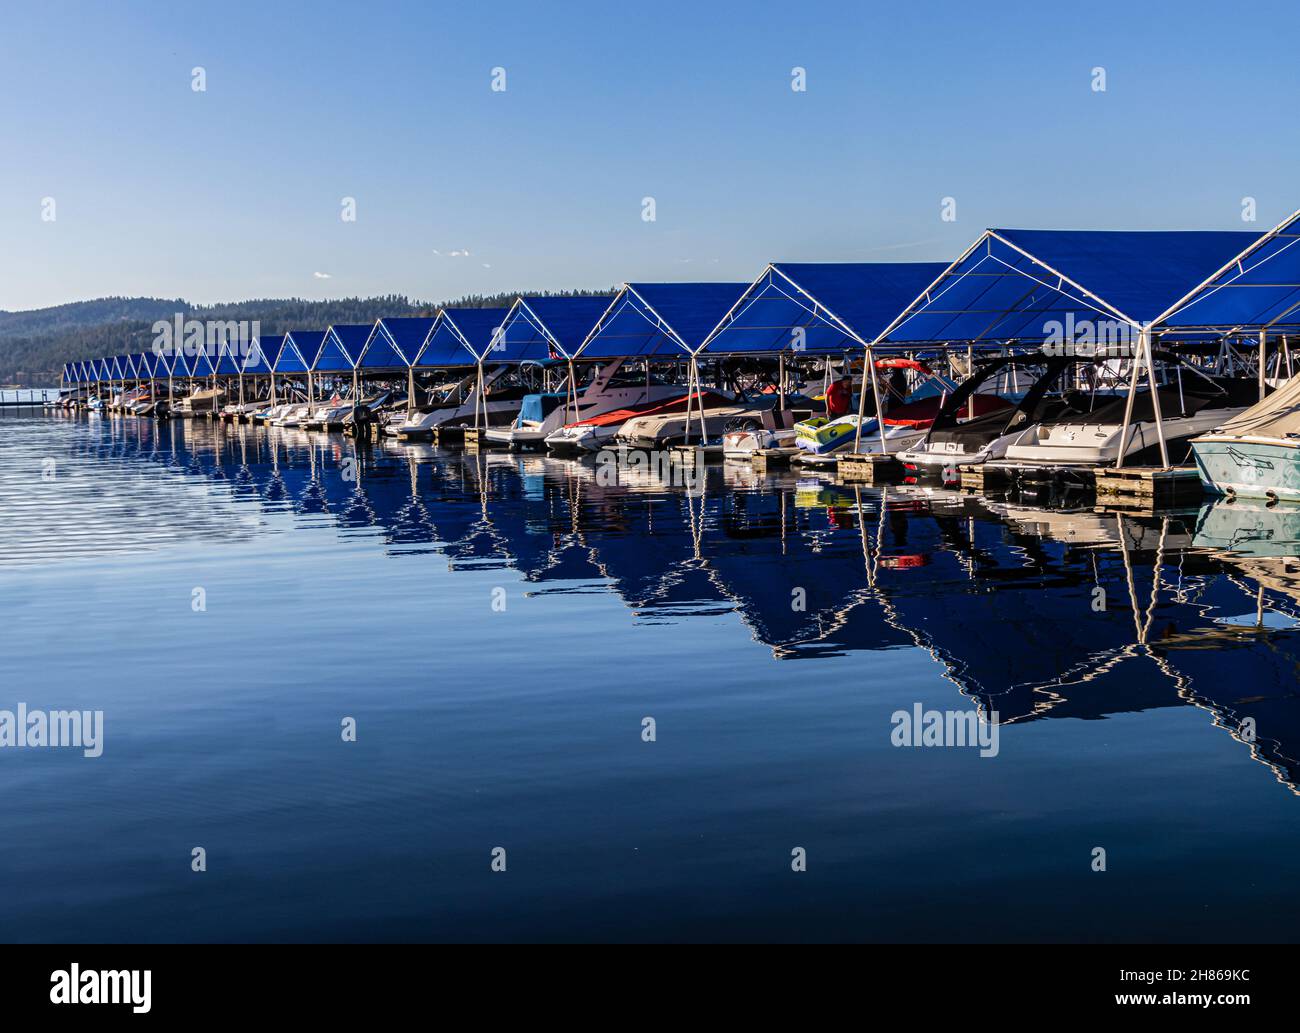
[2,412,1300,942]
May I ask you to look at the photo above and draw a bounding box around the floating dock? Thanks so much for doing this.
[836,453,903,485]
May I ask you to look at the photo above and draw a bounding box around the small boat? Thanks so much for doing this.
[616,394,778,449]
[486,359,690,450]
[1191,375,1300,501]
[175,387,226,417]
[547,391,732,454]
[793,359,977,466]
[1002,376,1261,473]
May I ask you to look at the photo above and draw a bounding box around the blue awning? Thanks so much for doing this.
[699,262,949,355]
[415,307,510,367]
[277,331,325,374]
[190,348,216,377]
[244,334,284,374]
[488,295,612,362]
[134,352,159,378]
[575,282,746,359]
[359,317,436,369]
[1156,211,1300,332]
[215,341,242,375]
[879,228,1261,345]
[313,324,369,371]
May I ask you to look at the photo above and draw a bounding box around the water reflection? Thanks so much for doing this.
[10,412,1300,796]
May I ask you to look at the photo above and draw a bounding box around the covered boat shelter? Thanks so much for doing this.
[688,262,950,442]
[278,330,326,405]
[1154,208,1300,397]
[357,317,436,419]
[467,296,610,426]
[857,228,1262,463]
[313,324,370,400]
[403,309,505,421]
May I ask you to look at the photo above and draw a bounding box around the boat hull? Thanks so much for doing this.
[1191,437,1300,500]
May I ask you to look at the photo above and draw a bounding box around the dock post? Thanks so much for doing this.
[1259,329,1268,400]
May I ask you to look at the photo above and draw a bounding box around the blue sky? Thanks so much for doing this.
[2,0,1298,310]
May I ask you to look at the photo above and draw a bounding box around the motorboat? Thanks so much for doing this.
[721,408,805,460]
[547,390,733,454]
[485,359,689,450]
[898,354,1091,474]
[175,387,226,417]
[395,367,530,439]
[1191,374,1300,501]
[793,358,996,467]
[616,393,780,449]
[1000,375,1262,473]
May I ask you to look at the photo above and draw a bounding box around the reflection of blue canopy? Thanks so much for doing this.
[700,263,949,354]
[313,324,369,371]
[359,317,435,369]
[1156,211,1300,332]
[877,229,1260,345]
[488,296,611,362]
[277,331,325,373]
[416,308,510,367]
[244,334,283,374]
[576,282,746,359]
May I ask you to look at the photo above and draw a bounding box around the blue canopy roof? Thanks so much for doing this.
[243,333,283,374]
[96,357,112,381]
[877,228,1260,345]
[576,282,746,359]
[134,352,158,378]
[489,296,611,362]
[1156,211,1300,332]
[165,348,192,378]
[359,317,435,369]
[277,331,324,374]
[313,324,369,371]
[215,340,242,375]
[416,308,510,367]
[699,262,950,355]
[190,348,216,377]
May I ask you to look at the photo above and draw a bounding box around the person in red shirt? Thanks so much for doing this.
[826,375,853,417]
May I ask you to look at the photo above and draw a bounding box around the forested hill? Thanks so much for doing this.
[0,289,613,384]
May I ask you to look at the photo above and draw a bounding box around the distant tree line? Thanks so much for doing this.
[0,288,613,383]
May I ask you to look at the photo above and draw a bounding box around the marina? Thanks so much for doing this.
[6,409,1300,943]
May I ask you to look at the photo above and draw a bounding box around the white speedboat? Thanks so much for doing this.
[1000,378,1260,473]
[547,390,732,454]
[486,359,689,450]
[396,367,529,439]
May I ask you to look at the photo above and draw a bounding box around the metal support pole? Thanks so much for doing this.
[1142,329,1169,470]
[852,347,871,452]
[1114,334,1145,470]
[867,346,888,454]
[1259,329,1268,400]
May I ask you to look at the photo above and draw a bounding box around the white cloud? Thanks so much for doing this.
[313,271,332,279]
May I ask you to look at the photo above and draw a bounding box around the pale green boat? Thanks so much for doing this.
[1192,376,1300,501]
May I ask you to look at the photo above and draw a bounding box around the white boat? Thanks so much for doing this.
[547,390,732,454]
[486,359,688,450]
[616,395,778,450]
[1000,378,1261,472]
[396,367,528,439]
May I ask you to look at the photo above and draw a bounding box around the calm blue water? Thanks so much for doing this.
[3,413,1300,942]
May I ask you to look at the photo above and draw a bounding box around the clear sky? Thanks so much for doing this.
[3,0,1298,311]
